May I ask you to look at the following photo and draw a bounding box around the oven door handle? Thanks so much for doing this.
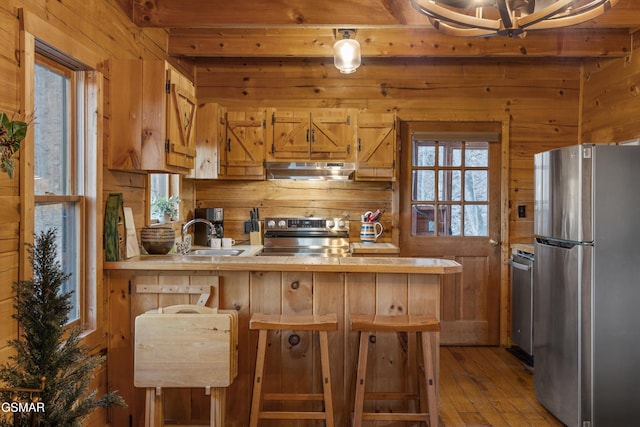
[509,258,532,271]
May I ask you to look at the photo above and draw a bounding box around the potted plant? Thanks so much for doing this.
[0,229,125,426]
[151,195,180,223]
[0,112,28,179]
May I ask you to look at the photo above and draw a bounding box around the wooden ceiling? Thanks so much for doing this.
[116,0,640,61]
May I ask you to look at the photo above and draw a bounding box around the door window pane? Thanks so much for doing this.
[439,170,461,201]
[439,141,462,167]
[413,141,436,166]
[464,170,488,202]
[412,170,435,201]
[465,205,488,236]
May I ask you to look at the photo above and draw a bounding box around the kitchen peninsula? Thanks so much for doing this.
[105,255,461,427]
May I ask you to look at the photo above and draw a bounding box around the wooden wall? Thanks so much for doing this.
[582,35,640,143]
[193,57,582,247]
[0,1,168,425]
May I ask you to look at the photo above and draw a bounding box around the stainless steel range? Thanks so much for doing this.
[260,217,350,257]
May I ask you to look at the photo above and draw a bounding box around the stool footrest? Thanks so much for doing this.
[362,412,429,422]
[264,392,324,401]
[259,411,328,420]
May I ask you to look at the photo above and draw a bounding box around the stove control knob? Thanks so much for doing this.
[337,220,346,228]
[267,220,276,228]
[278,220,287,228]
[326,220,334,228]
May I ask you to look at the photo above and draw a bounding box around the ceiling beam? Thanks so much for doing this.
[134,0,640,28]
[169,27,633,58]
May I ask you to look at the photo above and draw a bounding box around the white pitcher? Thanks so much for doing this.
[360,222,383,243]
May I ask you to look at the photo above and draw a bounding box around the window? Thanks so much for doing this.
[33,54,87,325]
[411,136,490,237]
[149,173,181,223]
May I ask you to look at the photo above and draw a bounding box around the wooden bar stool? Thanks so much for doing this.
[350,314,440,427]
[249,313,338,427]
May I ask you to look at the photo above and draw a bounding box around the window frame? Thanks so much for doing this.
[20,10,103,345]
[33,54,85,327]
[410,132,496,238]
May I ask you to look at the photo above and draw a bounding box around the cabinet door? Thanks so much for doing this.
[355,112,397,180]
[310,109,356,161]
[269,110,310,160]
[107,59,143,170]
[219,108,266,179]
[165,66,197,172]
[189,102,221,179]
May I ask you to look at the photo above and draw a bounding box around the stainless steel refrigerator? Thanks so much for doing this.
[534,144,640,426]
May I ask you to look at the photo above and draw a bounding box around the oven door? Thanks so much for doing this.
[261,232,350,256]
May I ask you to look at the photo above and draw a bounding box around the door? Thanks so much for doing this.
[400,122,502,345]
[533,240,585,426]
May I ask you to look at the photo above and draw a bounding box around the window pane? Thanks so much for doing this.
[34,63,72,196]
[439,141,462,166]
[465,142,489,167]
[448,205,462,236]
[464,205,488,236]
[413,141,435,166]
[412,170,435,201]
[35,203,80,322]
[412,204,435,235]
[439,170,461,201]
[464,170,488,202]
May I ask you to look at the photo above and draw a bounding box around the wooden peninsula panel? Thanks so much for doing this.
[106,257,460,427]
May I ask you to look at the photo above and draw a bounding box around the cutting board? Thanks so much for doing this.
[134,305,238,388]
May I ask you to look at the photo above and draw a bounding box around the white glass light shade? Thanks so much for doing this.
[333,38,361,74]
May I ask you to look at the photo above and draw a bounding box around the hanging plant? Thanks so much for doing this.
[0,112,28,179]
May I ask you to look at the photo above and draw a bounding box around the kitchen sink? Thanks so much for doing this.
[186,248,244,256]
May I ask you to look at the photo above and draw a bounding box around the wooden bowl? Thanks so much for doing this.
[140,226,175,255]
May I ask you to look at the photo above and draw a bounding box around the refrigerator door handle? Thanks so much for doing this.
[509,259,532,271]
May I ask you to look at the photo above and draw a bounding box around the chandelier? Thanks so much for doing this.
[409,0,619,38]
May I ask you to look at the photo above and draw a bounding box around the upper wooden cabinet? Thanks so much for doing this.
[219,108,267,180]
[355,112,397,181]
[268,108,356,162]
[107,59,197,173]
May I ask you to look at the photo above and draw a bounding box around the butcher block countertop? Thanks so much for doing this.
[105,253,461,274]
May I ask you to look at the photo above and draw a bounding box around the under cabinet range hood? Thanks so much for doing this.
[266,161,355,181]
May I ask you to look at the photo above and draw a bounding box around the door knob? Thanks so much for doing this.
[489,239,501,247]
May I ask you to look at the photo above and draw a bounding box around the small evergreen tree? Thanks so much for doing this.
[0,229,125,427]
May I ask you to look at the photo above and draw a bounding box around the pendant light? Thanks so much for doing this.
[333,30,361,74]
[410,0,619,38]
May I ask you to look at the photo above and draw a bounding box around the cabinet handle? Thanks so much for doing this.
[306,129,310,142]
[227,138,231,152]
[311,128,315,142]
[358,138,362,151]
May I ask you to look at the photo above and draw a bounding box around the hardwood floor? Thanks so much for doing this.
[439,347,563,427]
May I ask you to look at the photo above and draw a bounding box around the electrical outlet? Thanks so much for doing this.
[517,205,526,218]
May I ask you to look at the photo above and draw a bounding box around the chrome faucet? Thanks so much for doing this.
[179,218,216,254]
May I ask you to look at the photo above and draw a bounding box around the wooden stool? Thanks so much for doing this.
[350,314,440,427]
[249,313,338,427]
